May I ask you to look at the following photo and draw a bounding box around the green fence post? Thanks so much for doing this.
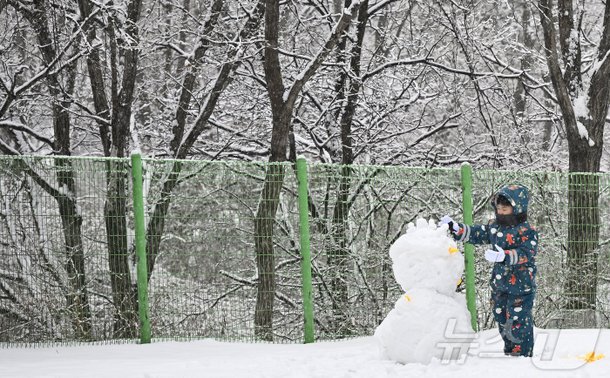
[296,157,315,343]
[131,152,152,343]
[461,163,478,332]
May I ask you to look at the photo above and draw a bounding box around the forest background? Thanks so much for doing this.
[2,0,610,344]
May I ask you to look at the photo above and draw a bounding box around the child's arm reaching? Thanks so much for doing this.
[439,215,490,245]
[454,223,491,245]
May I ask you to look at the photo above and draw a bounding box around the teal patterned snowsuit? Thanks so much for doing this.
[454,185,538,357]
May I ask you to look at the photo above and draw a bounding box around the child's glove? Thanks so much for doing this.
[484,245,505,263]
[439,215,459,233]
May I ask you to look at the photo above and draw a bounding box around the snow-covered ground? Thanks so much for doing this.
[1,328,608,378]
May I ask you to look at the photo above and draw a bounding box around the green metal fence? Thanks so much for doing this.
[0,156,136,344]
[0,155,608,346]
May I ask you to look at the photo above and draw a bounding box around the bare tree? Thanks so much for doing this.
[74,0,146,338]
[323,0,369,337]
[538,0,610,325]
[0,0,96,339]
[253,0,359,340]
[142,0,266,281]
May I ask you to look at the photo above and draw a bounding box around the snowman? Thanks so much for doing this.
[374,218,475,364]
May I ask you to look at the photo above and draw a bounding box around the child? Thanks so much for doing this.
[440,184,538,357]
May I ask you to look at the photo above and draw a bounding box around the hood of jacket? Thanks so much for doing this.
[491,184,529,216]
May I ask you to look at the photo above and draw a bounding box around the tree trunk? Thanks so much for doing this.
[513,0,533,121]
[253,0,287,341]
[253,163,285,340]
[104,161,137,338]
[144,161,182,280]
[56,159,93,339]
[23,0,93,339]
[101,0,143,337]
[327,0,368,336]
[566,171,600,312]
[54,85,92,339]
[329,165,351,335]
[256,0,356,340]
[55,61,91,337]
[77,0,112,156]
[565,119,603,318]
[541,75,554,152]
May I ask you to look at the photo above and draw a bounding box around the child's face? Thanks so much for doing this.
[496,204,513,215]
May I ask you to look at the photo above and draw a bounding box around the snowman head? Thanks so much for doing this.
[389,218,464,294]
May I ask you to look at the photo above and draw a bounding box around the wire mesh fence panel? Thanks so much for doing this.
[2,155,609,347]
[305,164,464,340]
[0,156,137,345]
[141,159,303,343]
[471,170,610,330]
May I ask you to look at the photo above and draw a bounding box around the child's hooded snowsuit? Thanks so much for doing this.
[454,184,538,357]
